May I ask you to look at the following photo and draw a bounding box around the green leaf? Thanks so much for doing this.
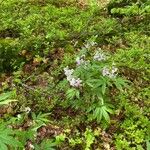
[66,88,80,100]
[94,107,102,123]
[0,99,17,105]
[101,83,107,95]
[146,140,150,150]
[35,139,56,150]
[101,107,110,123]
[114,78,128,91]
[0,92,14,101]
[93,105,112,123]
[105,107,113,114]
[114,81,123,91]
[0,91,17,105]
[0,124,23,149]
[31,112,50,131]
[0,135,23,147]
[86,79,103,89]
[0,140,7,150]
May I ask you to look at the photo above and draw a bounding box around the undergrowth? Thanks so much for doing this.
[0,0,150,150]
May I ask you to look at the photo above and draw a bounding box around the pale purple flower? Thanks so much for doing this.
[76,57,85,66]
[108,73,116,78]
[93,51,106,61]
[75,55,90,66]
[102,67,110,77]
[64,66,82,87]
[74,78,82,87]
[102,66,118,78]
[70,78,82,87]
[69,78,76,86]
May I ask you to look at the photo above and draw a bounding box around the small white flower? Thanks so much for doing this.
[93,51,106,61]
[64,66,74,77]
[70,78,76,86]
[29,143,34,149]
[74,78,82,87]
[84,41,97,49]
[84,42,97,49]
[102,67,110,76]
[69,78,82,87]
[24,107,31,113]
[90,41,97,46]
[80,55,85,58]
[17,114,21,119]
[76,55,86,66]
[76,57,84,66]
[84,43,90,49]
[64,66,82,88]
[112,66,118,74]
[76,55,90,67]
[102,66,118,78]
[66,75,72,81]
[109,66,118,78]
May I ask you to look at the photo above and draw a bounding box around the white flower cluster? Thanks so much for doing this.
[64,66,82,87]
[93,51,106,61]
[102,66,118,78]
[64,66,74,80]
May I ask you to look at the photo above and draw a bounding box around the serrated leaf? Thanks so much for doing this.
[0,99,17,105]
[0,92,14,101]
[102,108,110,123]
[94,107,102,123]
[40,139,56,150]
[93,105,112,123]
[114,82,123,91]
[146,140,150,150]
[86,79,104,89]
[0,135,23,147]
[0,91,17,105]
[105,107,113,114]
[101,83,106,95]
[86,82,94,88]
[66,88,79,100]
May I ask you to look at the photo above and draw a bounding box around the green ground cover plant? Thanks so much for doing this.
[0,0,149,149]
